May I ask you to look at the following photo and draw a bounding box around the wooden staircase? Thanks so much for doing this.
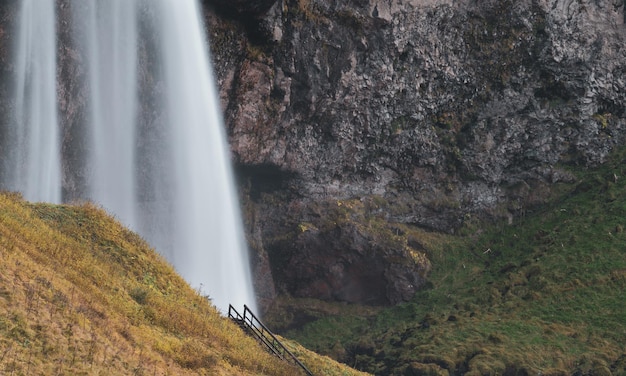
[228,304,313,376]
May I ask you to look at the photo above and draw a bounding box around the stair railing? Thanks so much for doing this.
[228,304,313,376]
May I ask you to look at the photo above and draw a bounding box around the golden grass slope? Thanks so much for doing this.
[0,192,370,376]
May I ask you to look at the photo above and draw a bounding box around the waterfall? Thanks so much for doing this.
[146,0,257,313]
[5,0,257,313]
[79,0,139,230]
[3,0,61,203]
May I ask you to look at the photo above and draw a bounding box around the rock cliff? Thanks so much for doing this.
[203,0,626,310]
[1,0,625,312]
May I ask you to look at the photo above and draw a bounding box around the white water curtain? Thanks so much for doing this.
[10,0,61,203]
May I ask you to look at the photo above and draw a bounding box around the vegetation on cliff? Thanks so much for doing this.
[0,192,369,376]
[277,146,626,375]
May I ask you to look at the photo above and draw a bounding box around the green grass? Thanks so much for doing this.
[283,147,626,375]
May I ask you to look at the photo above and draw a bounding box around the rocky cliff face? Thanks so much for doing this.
[203,0,626,310]
[1,0,625,313]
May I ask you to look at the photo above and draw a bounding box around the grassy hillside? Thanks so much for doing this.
[281,148,626,375]
[3,149,625,376]
[0,192,370,376]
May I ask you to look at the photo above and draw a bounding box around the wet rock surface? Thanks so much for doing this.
[205,0,626,308]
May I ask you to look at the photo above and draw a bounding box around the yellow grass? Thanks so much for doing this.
[0,192,369,375]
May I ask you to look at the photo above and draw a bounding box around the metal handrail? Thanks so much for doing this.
[228,304,313,376]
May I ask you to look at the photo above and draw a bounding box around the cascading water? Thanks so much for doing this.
[3,0,61,203]
[79,0,139,230]
[146,0,257,313]
[4,0,257,313]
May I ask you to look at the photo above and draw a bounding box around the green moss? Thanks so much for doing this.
[298,222,318,233]
[285,145,626,375]
[593,113,610,129]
